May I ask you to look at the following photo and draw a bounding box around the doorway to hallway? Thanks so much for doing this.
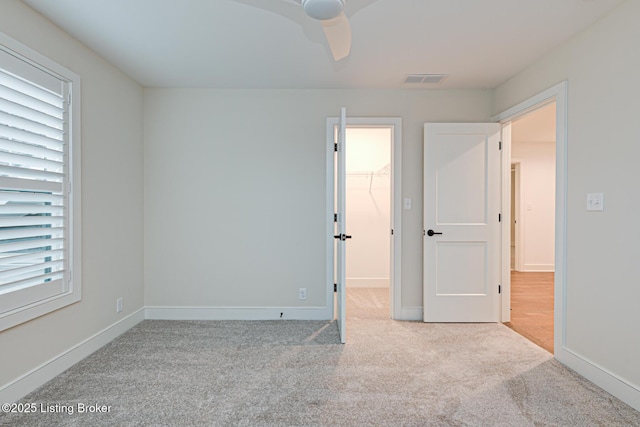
[503,102,556,353]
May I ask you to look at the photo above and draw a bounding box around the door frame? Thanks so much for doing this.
[326,117,403,320]
[492,81,567,354]
[510,160,523,272]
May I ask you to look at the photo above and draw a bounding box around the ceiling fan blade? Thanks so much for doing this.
[320,12,351,61]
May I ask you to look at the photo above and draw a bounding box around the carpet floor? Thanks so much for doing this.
[1,288,639,426]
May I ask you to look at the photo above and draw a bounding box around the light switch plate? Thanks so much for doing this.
[586,193,604,211]
[403,198,412,210]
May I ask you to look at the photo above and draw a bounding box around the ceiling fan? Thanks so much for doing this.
[297,0,351,61]
[235,0,373,62]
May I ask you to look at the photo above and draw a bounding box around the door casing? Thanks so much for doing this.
[511,160,523,272]
[493,81,567,350]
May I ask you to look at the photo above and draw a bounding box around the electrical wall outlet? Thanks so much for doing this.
[299,288,307,300]
[116,297,123,313]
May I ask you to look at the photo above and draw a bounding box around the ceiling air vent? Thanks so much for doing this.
[403,74,448,84]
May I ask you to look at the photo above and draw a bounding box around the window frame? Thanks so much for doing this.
[0,32,81,331]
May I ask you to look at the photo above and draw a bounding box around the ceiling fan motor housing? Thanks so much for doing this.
[302,0,345,20]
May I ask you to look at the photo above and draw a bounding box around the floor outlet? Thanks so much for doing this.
[116,297,123,313]
[299,288,307,300]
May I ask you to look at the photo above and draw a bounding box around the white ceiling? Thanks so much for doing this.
[21,0,624,89]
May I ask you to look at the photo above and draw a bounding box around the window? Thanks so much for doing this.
[0,33,80,331]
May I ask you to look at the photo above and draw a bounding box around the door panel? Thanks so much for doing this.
[424,123,501,322]
[435,242,487,295]
[435,135,487,224]
[335,107,347,343]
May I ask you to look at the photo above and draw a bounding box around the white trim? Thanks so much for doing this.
[325,118,335,324]
[558,348,640,411]
[400,307,423,321]
[491,83,560,122]
[0,32,78,83]
[1,305,328,403]
[145,306,331,321]
[389,119,403,321]
[500,124,512,321]
[495,81,567,350]
[0,308,144,404]
[346,278,389,288]
[0,31,82,332]
[510,160,524,272]
[325,117,403,319]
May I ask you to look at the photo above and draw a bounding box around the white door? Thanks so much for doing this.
[335,107,348,343]
[423,123,501,322]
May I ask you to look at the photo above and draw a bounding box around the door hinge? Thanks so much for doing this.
[334,143,338,152]
[391,229,394,235]
[498,284,502,294]
[498,213,501,223]
[499,141,502,150]
[334,283,337,292]
[334,213,338,222]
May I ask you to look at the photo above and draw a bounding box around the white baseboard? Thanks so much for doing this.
[346,278,390,288]
[556,346,640,412]
[6,305,638,415]
[397,307,423,321]
[522,264,555,272]
[0,308,144,404]
[145,306,332,321]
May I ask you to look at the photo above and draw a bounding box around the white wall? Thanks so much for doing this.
[494,0,640,409]
[345,128,390,288]
[4,0,637,410]
[0,0,144,398]
[144,89,493,316]
[512,140,555,271]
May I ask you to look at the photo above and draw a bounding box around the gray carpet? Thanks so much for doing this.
[2,288,639,426]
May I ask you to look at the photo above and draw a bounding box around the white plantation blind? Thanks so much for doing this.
[0,41,75,322]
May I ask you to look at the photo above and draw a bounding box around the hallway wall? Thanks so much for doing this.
[512,140,555,271]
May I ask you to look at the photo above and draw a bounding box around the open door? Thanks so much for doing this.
[423,123,501,322]
[335,107,349,343]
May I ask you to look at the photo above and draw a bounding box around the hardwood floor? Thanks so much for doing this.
[504,271,554,353]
